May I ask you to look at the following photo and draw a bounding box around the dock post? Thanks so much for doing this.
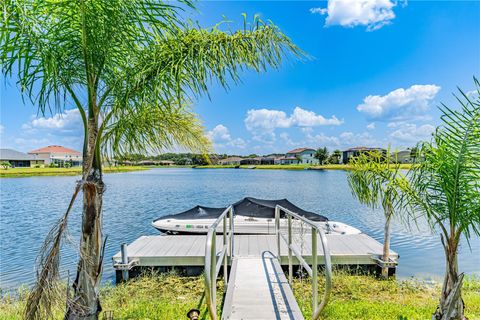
[121,243,129,281]
[287,215,292,284]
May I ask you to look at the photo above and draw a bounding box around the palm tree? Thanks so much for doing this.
[328,149,342,164]
[315,147,329,165]
[398,81,480,319]
[1,1,303,319]
[347,149,404,278]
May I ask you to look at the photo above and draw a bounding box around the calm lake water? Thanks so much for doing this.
[1,168,479,290]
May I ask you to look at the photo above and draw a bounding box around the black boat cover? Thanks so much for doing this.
[156,197,328,222]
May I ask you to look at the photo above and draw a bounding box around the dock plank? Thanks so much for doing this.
[223,255,304,320]
[113,234,398,268]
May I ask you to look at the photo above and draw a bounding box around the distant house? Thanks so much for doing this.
[218,156,243,166]
[240,157,261,165]
[342,147,387,164]
[284,148,319,165]
[159,160,175,166]
[28,145,82,166]
[0,149,45,167]
[394,150,412,164]
[262,154,284,165]
[278,156,300,165]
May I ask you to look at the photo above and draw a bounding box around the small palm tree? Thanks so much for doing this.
[315,147,329,165]
[399,80,480,319]
[347,149,404,278]
[1,1,304,319]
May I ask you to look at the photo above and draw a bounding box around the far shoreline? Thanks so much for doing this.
[0,163,414,177]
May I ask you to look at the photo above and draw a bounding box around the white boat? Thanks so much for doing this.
[152,197,361,235]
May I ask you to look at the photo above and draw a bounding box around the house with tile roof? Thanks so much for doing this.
[284,147,318,165]
[28,145,82,166]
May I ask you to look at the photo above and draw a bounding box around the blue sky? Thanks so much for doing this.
[1,0,479,155]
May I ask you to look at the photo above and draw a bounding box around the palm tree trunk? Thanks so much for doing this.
[65,119,104,320]
[433,237,465,320]
[381,210,392,279]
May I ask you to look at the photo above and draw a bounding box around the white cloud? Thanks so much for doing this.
[466,90,479,99]
[245,107,342,142]
[306,133,340,147]
[357,84,441,122]
[207,124,246,150]
[310,7,328,15]
[389,123,435,143]
[310,0,400,31]
[339,131,380,147]
[366,122,376,130]
[22,109,83,134]
[14,109,84,151]
[279,132,296,146]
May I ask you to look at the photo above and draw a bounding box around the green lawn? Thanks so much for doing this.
[0,166,150,178]
[1,272,478,319]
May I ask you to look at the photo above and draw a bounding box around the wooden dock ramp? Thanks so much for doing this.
[222,253,304,320]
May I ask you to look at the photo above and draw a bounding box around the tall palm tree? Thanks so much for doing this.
[347,149,404,278]
[1,1,303,319]
[399,81,480,319]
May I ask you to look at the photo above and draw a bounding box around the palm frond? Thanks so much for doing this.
[406,78,480,240]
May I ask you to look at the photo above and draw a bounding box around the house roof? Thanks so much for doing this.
[219,156,244,162]
[344,146,385,152]
[0,148,36,161]
[286,148,315,154]
[29,145,81,155]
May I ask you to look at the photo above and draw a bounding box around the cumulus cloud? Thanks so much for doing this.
[22,109,83,134]
[16,109,84,151]
[390,123,435,143]
[306,132,340,147]
[207,124,246,150]
[357,84,441,122]
[339,131,381,147]
[366,122,376,130]
[466,90,479,99]
[245,107,342,142]
[310,0,400,31]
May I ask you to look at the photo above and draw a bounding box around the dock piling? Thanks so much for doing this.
[121,243,129,281]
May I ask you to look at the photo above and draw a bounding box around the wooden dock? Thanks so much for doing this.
[113,232,398,319]
[112,233,398,275]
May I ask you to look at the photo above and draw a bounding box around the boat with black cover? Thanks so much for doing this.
[152,197,361,235]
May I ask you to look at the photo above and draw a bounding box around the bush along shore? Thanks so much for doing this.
[1,272,479,320]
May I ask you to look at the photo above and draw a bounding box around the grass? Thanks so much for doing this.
[1,272,478,319]
[196,164,413,171]
[293,272,480,320]
[0,166,150,178]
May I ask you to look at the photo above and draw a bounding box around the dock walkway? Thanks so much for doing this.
[222,254,303,320]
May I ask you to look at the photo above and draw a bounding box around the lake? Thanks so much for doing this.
[1,168,479,290]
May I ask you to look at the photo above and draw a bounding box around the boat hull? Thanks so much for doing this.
[152,216,361,235]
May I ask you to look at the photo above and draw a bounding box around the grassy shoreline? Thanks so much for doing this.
[196,164,413,171]
[0,166,151,178]
[1,273,478,319]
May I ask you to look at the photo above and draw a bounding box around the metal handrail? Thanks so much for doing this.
[275,205,332,320]
[205,205,234,320]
